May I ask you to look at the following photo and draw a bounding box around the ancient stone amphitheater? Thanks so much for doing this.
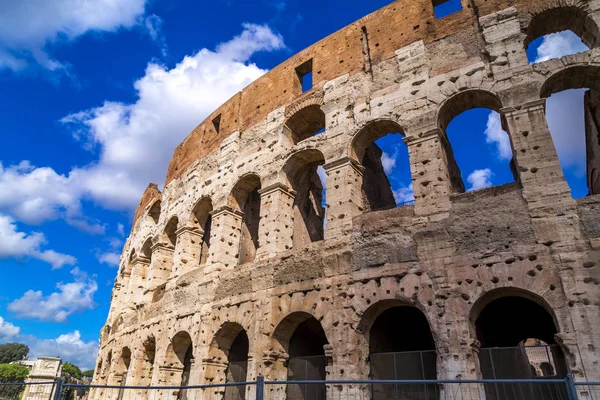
[93,0,600,398]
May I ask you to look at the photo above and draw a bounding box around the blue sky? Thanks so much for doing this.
[0,0,591,370]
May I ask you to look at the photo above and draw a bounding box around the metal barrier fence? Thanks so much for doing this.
[0,377,598,400]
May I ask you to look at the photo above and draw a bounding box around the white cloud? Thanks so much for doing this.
[0,24,284,234]
[0,317,20,341]
[117,223,125,237]
[485,112,512,160]
[8,268,97,322]
[392,184,415,204]
[97,252,120,267]
[0,0,148,71]
[546,89,588,176]
[467,168,493,191]
[0,161,105,233]
[381,151,396,175]
[144,14,167,57]
[0,318,98,370]
[0,213,76,269]
[534,30,589,63]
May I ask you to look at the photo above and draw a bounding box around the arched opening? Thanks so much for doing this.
[351,120,414,211]
[192,197,213,266]
[141,239,152,260]
[273,313,329,400]
[541,66,600,197]
[105,350,112,380]
[230,174,262,265]
[165,331,194,396]
[116,347,132,390]
[140,335,156,387]
[163,216,179,248]
[438,90,516,192]
[472,292,568,400]
[366,305,437,400]
[525,6,597,64]
[283,149,326,248]
[95,358,103,382]
[225,330,249,400]
[285,105,326,145]
[149,200,161,224]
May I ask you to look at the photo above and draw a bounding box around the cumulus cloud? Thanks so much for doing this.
[381,151,397,175]
[117,223,125,237]
[0,161,104,233]
[0,24,284,234]
[0,213,76,269]
[0,317,20,341]
[393,184,415,204]
[97,252,120,267]
[8,268,97,322]
[0,0,148,72]
[534,31,589,63]
[467,169,493,191]
[0,318,98,370]
[485,112,512,160]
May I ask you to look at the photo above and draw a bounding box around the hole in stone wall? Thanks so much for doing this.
[213,114,222,133]
[433,0,462,19]
[285,105,326,145]
[192,198,214,266]
[296,59,313,93]
[148,200,161,224]
[163,216,178,248]
[230,174,262,265]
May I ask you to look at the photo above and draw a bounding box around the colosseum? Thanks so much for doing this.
[93,0,600,398]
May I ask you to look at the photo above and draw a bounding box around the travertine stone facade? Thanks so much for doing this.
[94,0,600,398]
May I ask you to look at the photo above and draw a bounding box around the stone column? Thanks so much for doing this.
[404,129,454,219]
[323,157,364,238]
[503,99,600,382]
[205,206,243,273]
[172,226,204,279]
[256,183,295,259]
[146,243,174,298]
[127,255,149,308]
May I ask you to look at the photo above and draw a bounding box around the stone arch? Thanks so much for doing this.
[205,322,250,399]
[162,216,179,248]
[114,346,132,387]
[139,335,156,386]
[103,350,112,380]
[229,173,262,265]
[122,250,135,277]
[272,312,330,399]
[468,287,569,381]
[350,119,409,211]
[284,93,326,145]
[540,64,600,97]
[148,200,161,224]
[436,89,515,192]
[164,331,194,387]
[524,4,600,51]
[282,149,326,247]
[191,196,214,266]
[141,238,153,259]
[357,299,438,397]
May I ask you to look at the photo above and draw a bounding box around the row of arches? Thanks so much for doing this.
[99,289,569,400]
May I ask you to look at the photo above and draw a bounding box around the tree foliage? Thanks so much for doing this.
[0,343,29,364]
[82,369,94,378]
[0,364,29,383]
[61,362,83,381]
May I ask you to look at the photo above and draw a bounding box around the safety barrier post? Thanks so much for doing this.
[566,373,578,400]
[256,376,265,400]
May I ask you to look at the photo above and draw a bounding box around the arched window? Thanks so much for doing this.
[116,347,132,393]
[225,330,249,400]
[472,292,568,400]
[285,105,326,145]
[163,216,179,249]
[366,305,437,400]
[351,120,414,211]
[541,66,600,197]
[230,174,262,265]
[191,198,213,266]
[438,90,515,192]
[525,6,596,64]
[283,149,326,248]
[273,313,329,400]
[149,200,161,224]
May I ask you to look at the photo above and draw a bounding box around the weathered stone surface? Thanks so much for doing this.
[93,0,600,397]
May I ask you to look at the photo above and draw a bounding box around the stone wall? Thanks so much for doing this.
[94,0,600,398]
